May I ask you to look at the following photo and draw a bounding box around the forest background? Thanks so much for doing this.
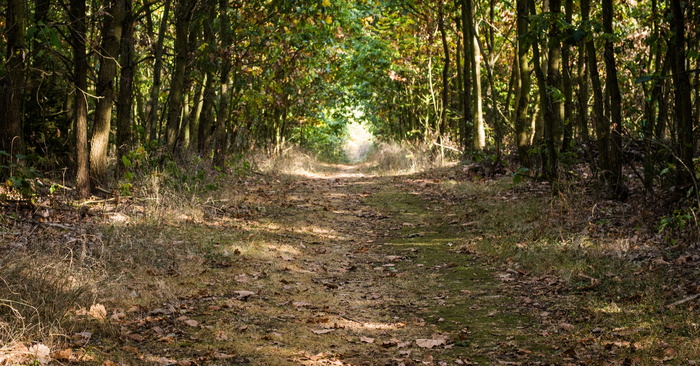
[0,0,698,204]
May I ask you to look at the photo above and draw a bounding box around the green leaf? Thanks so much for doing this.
[635,75,653,84]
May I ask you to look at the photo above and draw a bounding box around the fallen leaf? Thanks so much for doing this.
[416,338,446,348]
[52,348,72,361]
[215,330,229,340]
[88,304,107,320]
[360,336,375,343]
[121,345,139,354]
[558,323,574,332]
[28,344,51,365]
[127,333,146,342]
[183,319,199,327]
[234,274,249,282]
[213,352,235,359]
[312,329,335,334]
[233,290,256,300]
[111,311,126,321]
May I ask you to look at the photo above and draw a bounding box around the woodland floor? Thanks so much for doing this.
[2,161,700,365]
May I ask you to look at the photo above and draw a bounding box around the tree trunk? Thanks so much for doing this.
[669,0,694,185]
[602,0,626,198]
[461,0,474,152]
[576,41,589,140]
[514,0,532,167]
[69,0,89,197]
[0,0,27,160]
[543,0,563,180]
[582,0,607,177]
[117,0,135,173]
[145,0,171,143]
[561,0,574,152]
[166,0,196,151]
[89,0,126,184]
[213,0,231,168]
[198,13,216,155]
[437,6,450,153]
[472,28,485,150]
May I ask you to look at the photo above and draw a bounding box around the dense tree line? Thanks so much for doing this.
[352,0,698,200]
[0,0,341,196]
[0,0,698,203]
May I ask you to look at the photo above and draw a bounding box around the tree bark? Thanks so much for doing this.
[69,0,89,197]
[669,0,694,185]
[460,0,474,152]
[582,0,607,178]
[89,0,126,184]
[166,0,197,151]
[560,0,574,152]
[213,0,231,168]
[145,0,171,143]
[0,0,27,160]
[514,0,532,167]
[543,0,562,180]
[117,0,135,173]
[602,0,626,198]
[437,6,450,153]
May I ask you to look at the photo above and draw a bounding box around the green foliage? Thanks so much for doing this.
[658,209,696,233]
[0,151,43,199]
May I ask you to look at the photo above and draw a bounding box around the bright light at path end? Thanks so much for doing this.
[343,122,375,163]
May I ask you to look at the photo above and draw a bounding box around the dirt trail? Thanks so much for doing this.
[91,164,550,365]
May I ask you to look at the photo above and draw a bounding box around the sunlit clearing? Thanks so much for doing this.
[343,121,374,163]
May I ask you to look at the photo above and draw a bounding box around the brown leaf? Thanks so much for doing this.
[215,330,229,340]
[52,348,72,361]
[157,336,175,343]
[213,352,235,360]
[416,338,446,348]
[233,290,256,300]
[121,345,140,354]
[558,323,574,332]
[312,329,335,334]
[360,336,375,343]
[183,319,199,327]
[88,304,107,320]
[127,334,146,342]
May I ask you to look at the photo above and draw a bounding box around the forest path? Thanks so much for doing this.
[99,164,558,366]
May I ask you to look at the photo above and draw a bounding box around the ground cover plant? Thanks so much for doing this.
[1,149,699,365]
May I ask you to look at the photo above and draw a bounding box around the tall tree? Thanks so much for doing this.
[460,0,474,151]
[602,0,626,197]
[212,0,232,168]
[145,0,171,142]
[90,0,126,184]
[166,0,197,151]
[582,0,607,180]
[542,0,563,180]
[0,0,27,159]
[69,0,90,196]
[117,0,135,172]
[669,0,694,184]
[514,0,532,166]
[437,5,450,151]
